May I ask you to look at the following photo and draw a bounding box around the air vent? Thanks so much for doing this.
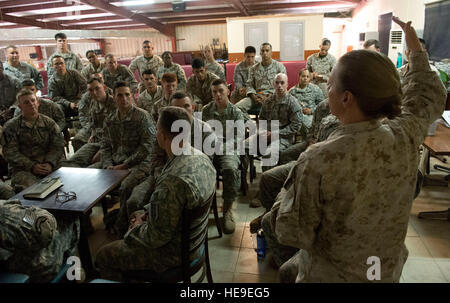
[390,31,403,44]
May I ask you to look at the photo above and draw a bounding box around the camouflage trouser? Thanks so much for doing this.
[95,239,180,281]
[0,182,14,200]
[278,141,308,166]
[11,171,39,193]
[316,82,328,98]
[261,209,298,268]
[259,161,295,210]
[71,127,90,152]
[61,143,101,168]
[214,155,240,203]
[279,251,301,283]
[5,214,80,283]
[114,175,156,236]
[261,138,292,172]
[231,89,245,104]
[235,96,261,121]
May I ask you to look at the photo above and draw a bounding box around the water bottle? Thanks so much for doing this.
[256,228,266,260]
[396,52,403,68]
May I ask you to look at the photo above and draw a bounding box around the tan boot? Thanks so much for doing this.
[222,200,236,234]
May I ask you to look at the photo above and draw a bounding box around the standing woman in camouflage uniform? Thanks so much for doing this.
[263,17,447,282]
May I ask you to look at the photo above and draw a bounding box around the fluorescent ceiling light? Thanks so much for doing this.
[9,5,94,17]
[113,0,155,6]
[38,13,115,22]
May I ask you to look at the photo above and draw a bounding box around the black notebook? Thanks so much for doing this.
[23,177,63,199]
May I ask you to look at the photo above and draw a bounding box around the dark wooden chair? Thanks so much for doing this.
[122,191,215,283]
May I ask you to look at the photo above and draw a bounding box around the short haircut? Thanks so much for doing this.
[52,55,64,63]
[161,51,172,58]
[261,42,272,50]
[86,50,96,57]
[161,72,177,83]
[212,79,227,87]
[245,46,256,54]
[363,39,380,50]
[321,38,331,46]
[87,77,102,85]
[298,68,309,75]
[158,106,192,138]
[192,58,205,69]
[142,69,155,77]
[142,40,151,45]
[5,45,17,51]
[113,81,130,94]
[55,32,67,40]
[16,88,35,102]
[21,79,36,87]
[170,91,193,103]
[104,54,115,61]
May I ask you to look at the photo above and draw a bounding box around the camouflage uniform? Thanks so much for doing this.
[205,60,225,80]
[156,64,187,90]
[95,147,216,280]
[101,64,138,94]
[397,62,440,88]
[231,60,253,103]
[3,61,44,90]
[0,199,79,283]
[129,55,164,76]
[14,97,66,132]
[151,95,171,122]
[1,114,64,192]
[137,86,163,114]
[0,181,14,200]
[265,51,446,282]
[48,69,87,117]
[46,51,83,79]
[288,83,324,132]
[100,105,156,233]
[259,93,303,171]
[306,52,336,97]
[81,62,105,80]
[186,71,219,108]
[63,93,117,168]
[0,74,18,109]
[235,60,286,120]
[202,101,243,213]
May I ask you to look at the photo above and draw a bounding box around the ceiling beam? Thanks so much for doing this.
[0,13,84,30]
[173,20,227,27]
[229,0,250,16]
[143,8,239,19]
[247,1,358,10]
[32,9,108,20]
[83,20,144,29]
[109,0,231,11]
[159,14,242,23]
[78,0,174,37]
[0,2,85,14]
[59,15,126,25]
[0,0,61,9]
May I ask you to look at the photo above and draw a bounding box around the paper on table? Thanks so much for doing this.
[442,111,450,127]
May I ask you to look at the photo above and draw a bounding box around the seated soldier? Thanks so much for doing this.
[72,73,111,152]
[15,79,65,133]
[102,54,138,95]
[151,72,178,122]
[1,89,65,192]
[137,69,163,114]
[113,92,217,236]
[96,81,156,235]
[0,61,19,125]
[249,99,340,234]
[61,77,117,168]
[203,45,225,80]
[95,106,216,281]
[235,43,286,120]
[255,73,302,172]
[0,199,79,283]
[231,46,256,104]
[0,181,14,200]
[288,68,324,137]
[202,79,244,234]
[4,45,44,91]
[156,51,187,91]
[48,55,87,119]
[186,58,219,109]
[81,50,105,80]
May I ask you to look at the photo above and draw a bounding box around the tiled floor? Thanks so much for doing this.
[87,156,450,283]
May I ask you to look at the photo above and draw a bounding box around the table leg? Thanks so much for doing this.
[78,214,99,279]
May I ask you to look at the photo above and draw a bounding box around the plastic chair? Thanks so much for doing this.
[122,191,215,283]
[0,272,30,283]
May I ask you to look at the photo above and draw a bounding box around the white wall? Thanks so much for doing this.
[343,0,431,52]
[104,34,172,59]
[226,14,323,53]
[175,24,228,52]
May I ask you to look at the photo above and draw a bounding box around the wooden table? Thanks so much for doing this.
[420,123,450,221]
[12,167,130,276]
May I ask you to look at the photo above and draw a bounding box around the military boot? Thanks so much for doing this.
[222,200,236,234]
